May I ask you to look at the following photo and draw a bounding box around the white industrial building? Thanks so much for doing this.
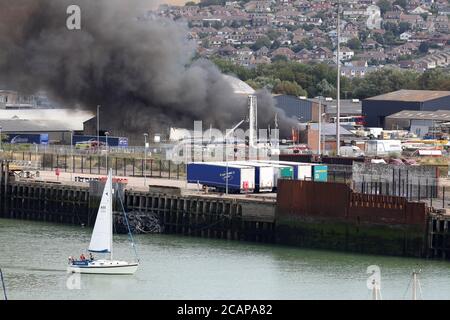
[0,109,94,143]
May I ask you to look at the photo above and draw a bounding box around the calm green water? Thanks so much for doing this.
[0,218,449,300]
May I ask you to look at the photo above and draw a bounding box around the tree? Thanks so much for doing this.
[271,54,288,63]
[383,21,399,35]
[316,79,336,98]
[272,81,306,96]
[377,0,392,15]
[419,42,429,54]
[373,32,384,45]
[393,0,407,10]
[251,36,271,51]
[383,30,397,45]
[352,68,419,99]
[398,22,411,34]
[270,40,281,50]
[347,38,362,50]
[418,69,450,91]
[359,30,369,43]
[199,0,226,7]
[292,44,305,53]
[185,1,197,5]
[266,29,281,41]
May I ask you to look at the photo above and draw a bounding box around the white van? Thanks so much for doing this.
[340,145,365,157]
[366,140,402,156]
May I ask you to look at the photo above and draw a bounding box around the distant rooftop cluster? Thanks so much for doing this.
[152,0,450,75]
[0,90,56,109]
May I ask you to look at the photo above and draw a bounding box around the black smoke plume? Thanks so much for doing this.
[0,0,296,137]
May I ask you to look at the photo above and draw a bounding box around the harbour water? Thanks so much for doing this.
[0,218,449,300]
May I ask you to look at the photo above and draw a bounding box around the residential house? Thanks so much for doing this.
[334,47,354,61]
[400,32,413,41]
[340,65,377,78]
[244,1,272,12]
[271,47,296,59]
[255,46,269,57]
[295,48,313,61]
[399,14,424,29]
[438,6,450,16]
[313,47,333,60]
[434,15,449,33]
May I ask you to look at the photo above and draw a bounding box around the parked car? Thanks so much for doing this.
[401,158,418,165]
[340,145,364,157]
[388,158,404,166]
[370,158,386,164]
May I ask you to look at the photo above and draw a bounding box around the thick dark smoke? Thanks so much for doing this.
[0,0,296,137]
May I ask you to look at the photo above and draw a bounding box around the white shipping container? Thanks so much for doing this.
[297,165,312,180]
[232,161,275,192]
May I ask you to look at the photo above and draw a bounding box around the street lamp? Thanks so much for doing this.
[97,105,100,155]
[317,97,323,155]
[105,131,109,174]
[70,130,73,181]
[143,133,148,186]
[336,0,341,155]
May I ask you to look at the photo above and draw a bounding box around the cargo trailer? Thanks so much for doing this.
[257,160,328,182]
[187,162,255,193]
[231,161,275,192]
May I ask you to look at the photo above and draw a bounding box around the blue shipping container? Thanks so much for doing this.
[187,163,255,193]
[8,133,49,145]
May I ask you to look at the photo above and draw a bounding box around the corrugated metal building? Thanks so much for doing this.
[0,109,94,143]
[274,95,361,122]
[385,109,450,137]
[362,90,450,128]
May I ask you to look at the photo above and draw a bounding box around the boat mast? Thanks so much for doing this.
[411,270,422,300]
[371,279,381,300]
[109,169,113,261]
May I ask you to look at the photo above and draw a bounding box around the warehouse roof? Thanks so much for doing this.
[385,110,450,121]
[223,74,255,95]
[0,119,85,132]
[0,108,93,121]
[365,90,450,102]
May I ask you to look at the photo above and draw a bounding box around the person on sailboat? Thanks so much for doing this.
[80,253,86,261]
[89,253,94,261]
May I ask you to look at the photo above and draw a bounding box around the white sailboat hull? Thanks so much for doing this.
[67,260,139,275]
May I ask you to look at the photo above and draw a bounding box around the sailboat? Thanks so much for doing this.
[67,169,139,274]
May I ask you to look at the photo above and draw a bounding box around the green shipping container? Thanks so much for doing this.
[313,165,328,182]
[280,167,293,179]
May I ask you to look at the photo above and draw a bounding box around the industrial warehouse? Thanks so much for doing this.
[1,0,450,303]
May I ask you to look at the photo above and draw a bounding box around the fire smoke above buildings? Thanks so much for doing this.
[0,0,296,136]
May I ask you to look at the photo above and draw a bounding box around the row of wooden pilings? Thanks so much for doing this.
[0,172,275,244]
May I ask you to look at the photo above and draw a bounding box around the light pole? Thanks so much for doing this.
[105,131,109,174]
[226,153,228,195]
[70,130,73,181]
[318,97,322,155]
[97,105,100,155]
[336,0,341,155]
[0,126,2,152]
[143,133,148,187]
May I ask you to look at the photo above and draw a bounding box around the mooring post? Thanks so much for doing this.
[418,180,421,202]
[0,268,7,301]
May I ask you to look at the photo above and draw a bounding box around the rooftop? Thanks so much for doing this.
[385,110,450,121]
[365,90,450,102]
[0,119,85,132]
